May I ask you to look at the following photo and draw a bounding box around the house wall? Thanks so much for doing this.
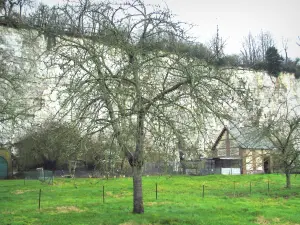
[240,149,273,174]
[214,130,240,157]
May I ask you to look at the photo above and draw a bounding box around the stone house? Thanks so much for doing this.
[211,126,276,175]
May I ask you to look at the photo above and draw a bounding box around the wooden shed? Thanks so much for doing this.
[212,127,275,175]
[0,148,13,179]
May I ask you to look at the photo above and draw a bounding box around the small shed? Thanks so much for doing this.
[212,126,275,174]
[0,148,13,179]
[213,157,242,175]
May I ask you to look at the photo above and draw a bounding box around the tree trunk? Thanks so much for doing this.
[120,156,126,172]
[133,165,144,213]
[131,110,145,214]
[285,172,291,189]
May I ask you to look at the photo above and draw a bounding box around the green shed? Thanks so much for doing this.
[0,149,12,179]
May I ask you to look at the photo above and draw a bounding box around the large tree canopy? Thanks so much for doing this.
[36,0,246,214]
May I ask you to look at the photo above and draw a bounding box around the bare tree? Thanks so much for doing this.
[238,77,300,188]
[263,103,300,188]
[240,31,275,67]
[258,31,274,62]
[40,0,245,214]
[1,0,34,18]
[0,36,29,125]
[282,38,288,64]
[241,32,259,66]
[208,25,226,64]
[0,26,43,146]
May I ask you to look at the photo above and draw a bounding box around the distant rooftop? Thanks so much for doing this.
[212,126,276,151]
[228,126,275,150]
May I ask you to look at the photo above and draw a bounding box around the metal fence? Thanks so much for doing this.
[24,169,54,185]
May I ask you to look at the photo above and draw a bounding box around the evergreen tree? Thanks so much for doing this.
[265,46,283,77]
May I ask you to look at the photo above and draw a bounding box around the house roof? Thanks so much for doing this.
[230,126,275,150]
[212,126,275,150]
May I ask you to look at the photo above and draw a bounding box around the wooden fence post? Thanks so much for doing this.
[38,189,42,210]
[156,183,158,200]
[102,185,105,203]
[234,181,236,197]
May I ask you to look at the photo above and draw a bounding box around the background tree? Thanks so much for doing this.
[258,31,275,62]
[208,25,226,65]
[236,75,300,188]
[16,120,85,171]
[282,38,288,65]
[240,31,274,68]
[265,46,283,77]
[84,130,134,177]
[263,103,300,188]
[240,32,259,67]
[0,31,42,144]
[1,0,34,18]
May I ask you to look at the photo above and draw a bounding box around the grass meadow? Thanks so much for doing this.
[0,174,300,225]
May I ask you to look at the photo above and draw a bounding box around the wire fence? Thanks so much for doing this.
[24,170,54,185]
[0,175,299,211]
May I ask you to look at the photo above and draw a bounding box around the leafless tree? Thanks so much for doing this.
[241,32,259,66]
[0,38,27,121]
[40,0,245,214]
[1,0,34,18]
[258,31,274,62]
[263,102,300,188]
[240,31,275,67]
[238,77,300,188]
[208,25,226,63]
[0,27,43,145]
[282,38,288,64]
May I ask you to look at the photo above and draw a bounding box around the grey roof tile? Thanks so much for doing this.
[228,127,275,150]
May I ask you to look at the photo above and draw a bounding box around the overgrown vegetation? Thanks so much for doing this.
[15,121,84,170]
[0,0,299,77]
[15,120,131,176]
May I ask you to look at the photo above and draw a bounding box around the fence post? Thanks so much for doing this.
[38,189,42,210]
[102,185,105,203]
[156,183,158,200]
[234,181,236,197]
[202,185,205,198]
[268,180,270,194]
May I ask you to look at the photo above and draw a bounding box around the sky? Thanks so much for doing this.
[39,0,299,59]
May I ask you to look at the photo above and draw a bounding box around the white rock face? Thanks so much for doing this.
[1,26,299,157]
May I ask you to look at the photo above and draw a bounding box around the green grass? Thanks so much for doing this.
[1,174,300,225]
